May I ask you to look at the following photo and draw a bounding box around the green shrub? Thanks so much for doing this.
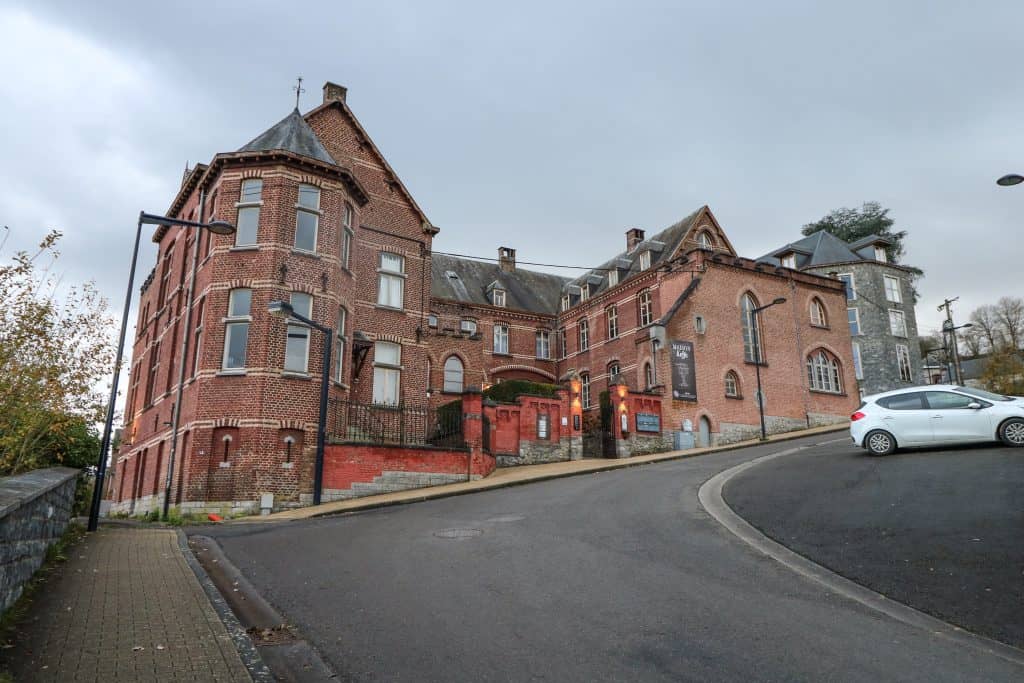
[483,380,560,403]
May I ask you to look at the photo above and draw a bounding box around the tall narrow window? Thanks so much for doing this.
[741,293,763,363]
[236,179,262,246]
[191,297,205,378]
[725,370,739,397]
[638,289,653,326]
[145,341,160,405]
[889,309,908,337]
[581,373,591,409]
[838,273,856,300]
[639,251,651,270]
[295,184,320,252]
[852,342,863,380]
[223,288,251,369]
[884,275,902,303]
[807,350,842,393]
[284,292,313,373]
[580,285,590,302]
[607,362,620,384]
[334,307,347,382]
[896,344,912,382]
[578,318,589,351]
[607,269,618,287]
[809,298,827,327]
[558,328,567,359]
[537,412,550,440]
[443,356,464,393]
[377,252,405,308]
[157,245,173,309]
[493,324,509,355]
[536,330,550,359]
[847,308,860,336]
[372,342,401,405]
[561,295,570,312]
[874,246,887,263]
[341,204,353,268]
[606,306,618,339]
[644,362,654,389]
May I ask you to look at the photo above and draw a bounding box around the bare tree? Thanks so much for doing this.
[993,296,1024,351]
[960,327,983,358]
[969,304,1004,353]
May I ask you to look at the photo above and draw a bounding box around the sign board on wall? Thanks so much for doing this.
[636,413,660,432]
[670,340,697,401]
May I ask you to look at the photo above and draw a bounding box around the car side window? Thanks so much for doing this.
[925,392,984,410]
[877,392,927,410]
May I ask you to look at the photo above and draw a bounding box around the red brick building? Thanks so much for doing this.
[106,83,857,516]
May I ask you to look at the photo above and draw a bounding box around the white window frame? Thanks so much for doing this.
[807,350,842,393]
[334,307,347,383]
[852,342,863,380]
[235,179,262,247]
[638,289,653,327]
[443,355,464,393]
[639,250,651,270]
[294,184,320,253]
[561,295,571,312]
[875,246,887,263]
[698,231,714,250]
[782,254,796,269]
[897,344,912,382]
[341,204,354,270]
[809,298,827,327]
[608,363,620,383]
[558,328,567,359]
[493,288,506,307]
[578,318,589,351]
[535,330,550,359]
[838,273,856,301]
[883,275,902,303]
[372,342,402,405]
[493,324,509,355]
[377,252,406,309]
[581,373,592,409]
[889,309,908,337]
[284,292,313,373]
[847,307,861,336]
[606,305,618,339]
[725,371,738,397]
[607,269,618,287]
[580,285,590,302]
[460,319,477,334]
[222,288,252,370]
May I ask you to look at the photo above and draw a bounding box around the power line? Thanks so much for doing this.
[430,250,614,272]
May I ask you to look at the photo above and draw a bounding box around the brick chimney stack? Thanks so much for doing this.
[626,228,645,251]
[323,82,348,104]
[499,247,516,273]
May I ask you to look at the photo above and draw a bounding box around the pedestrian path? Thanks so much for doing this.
[252,423,848,523]
[0,528,251,682]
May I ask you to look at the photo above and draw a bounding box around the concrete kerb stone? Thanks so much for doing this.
[176,530,275,682]
[697,446,1024,670]
[243,424,849,523]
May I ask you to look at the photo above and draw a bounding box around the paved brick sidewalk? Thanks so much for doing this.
[0,527,251,682]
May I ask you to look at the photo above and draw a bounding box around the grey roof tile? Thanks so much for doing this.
[238,108,336,165]
[431,254,570,315]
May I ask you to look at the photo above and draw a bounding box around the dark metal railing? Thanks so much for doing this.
[328,399,464,448]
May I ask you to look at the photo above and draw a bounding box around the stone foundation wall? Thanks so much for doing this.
[0,467,79,614]
[497,437,572,467]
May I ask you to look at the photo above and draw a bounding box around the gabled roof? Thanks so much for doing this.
[848,233,892,251]
[238,108,336,165]
[762,231,864,269]
[431,254,570,315]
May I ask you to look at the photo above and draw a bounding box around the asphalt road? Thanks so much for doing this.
[206,434,1024,682]
[724,439,1024,650]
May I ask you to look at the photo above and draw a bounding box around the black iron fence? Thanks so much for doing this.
[328,399,464,448]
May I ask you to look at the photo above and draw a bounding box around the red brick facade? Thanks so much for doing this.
[105,84,857,517]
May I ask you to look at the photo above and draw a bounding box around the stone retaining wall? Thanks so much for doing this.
[0,467,80,613]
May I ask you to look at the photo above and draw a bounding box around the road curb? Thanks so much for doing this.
[697,448,1024,669]
[251,424,849,523]
[175,530,275,682]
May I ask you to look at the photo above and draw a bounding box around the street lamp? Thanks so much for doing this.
[268,300,333,506]
[941,320,973,385]
[996,174,1024,187]
[88,211,234,532]
[752,297,787,441]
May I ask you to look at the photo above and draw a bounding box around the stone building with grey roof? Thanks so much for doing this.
[763,231,923,396]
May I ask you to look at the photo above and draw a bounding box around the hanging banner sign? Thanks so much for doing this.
[670,340,697,401]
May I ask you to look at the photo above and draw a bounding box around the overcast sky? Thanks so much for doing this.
[3,1,1022,345]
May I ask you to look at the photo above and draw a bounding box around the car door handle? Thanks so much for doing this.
[931,414,943,419]
[882,416,894,420]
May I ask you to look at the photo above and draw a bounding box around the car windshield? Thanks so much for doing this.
[955,386,1013,402]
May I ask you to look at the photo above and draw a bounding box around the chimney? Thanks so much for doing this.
[323,81,348,104]
[499,247,516,273]
[626,228,645,251]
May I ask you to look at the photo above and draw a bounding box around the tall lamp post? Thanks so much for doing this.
[268,300,333,506]
[87,211,234,533]
[752,297,787,441]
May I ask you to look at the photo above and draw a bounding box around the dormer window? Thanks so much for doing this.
[782,254,796,269]
[874,246,887,263]
[580,285,590,302]
[561,295,571,311]
[639,251,651,270]
[607,269,618,287]
[492,288,506,307]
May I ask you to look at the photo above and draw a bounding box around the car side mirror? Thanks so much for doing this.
[967,402,983,410]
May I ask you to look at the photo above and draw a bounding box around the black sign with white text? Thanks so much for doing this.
[670,340,697,401]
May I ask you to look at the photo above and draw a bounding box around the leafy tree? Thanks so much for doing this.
[802,202,923,280]
[980,348,1024,396]
[0,229,116,475]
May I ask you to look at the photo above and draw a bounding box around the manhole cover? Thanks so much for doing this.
[434,528,484,539]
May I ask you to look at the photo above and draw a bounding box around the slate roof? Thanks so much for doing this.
[762,231,867,269]
[431,254,570,315]
[237,108,336,165]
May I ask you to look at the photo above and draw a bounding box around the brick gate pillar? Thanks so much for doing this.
[461,389,494,479]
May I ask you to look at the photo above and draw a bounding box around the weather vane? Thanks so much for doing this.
[293,76,305,109]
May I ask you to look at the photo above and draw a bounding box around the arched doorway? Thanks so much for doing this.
[698,416,712,448]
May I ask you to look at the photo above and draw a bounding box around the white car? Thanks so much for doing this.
[850,385,1024,456]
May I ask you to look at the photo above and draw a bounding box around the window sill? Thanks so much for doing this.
[291,249,321,259]
[229,245,259,252]
[492,352,511,357]
[810,324,829,330]
[375,304,405,313]
[332,380,350,389]
[217,369,247,377]
[809,389,847,397]
[725,394,743,400]
[744,360,768,367]
[281,371,312,380]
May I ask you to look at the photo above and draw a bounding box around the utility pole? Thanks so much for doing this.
[938,297,963,384]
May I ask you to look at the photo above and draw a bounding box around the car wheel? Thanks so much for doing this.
[999,418,1024,447]
[865,430,896,456]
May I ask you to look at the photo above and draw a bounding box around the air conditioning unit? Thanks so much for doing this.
[694,315,707,335]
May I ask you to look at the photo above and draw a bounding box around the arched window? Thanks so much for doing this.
[443,356,464,393]
[741,293,763,363]
[807,350,842,393]
[607,362,620,385]
[697,231,714,250]
[725,371,739,397]
[638,289,653,326]
[809,298,827,327]
[644,362,654,389]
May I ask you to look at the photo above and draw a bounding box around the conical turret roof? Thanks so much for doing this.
[238,108,336,165]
